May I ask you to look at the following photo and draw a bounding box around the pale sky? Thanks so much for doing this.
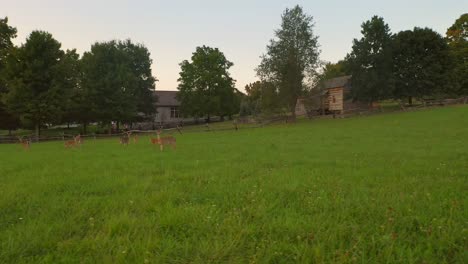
[1,0,466,92]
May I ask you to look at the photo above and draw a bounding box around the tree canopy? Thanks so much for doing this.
[177,46,236,121]
[393,27,452,103]
[257,5,320,119]
[81,40,156,128]
[244,81,279,115]
[0,17,20,133]
[347,16,394,104]
[446,13,468,96]
[2,31,70,137]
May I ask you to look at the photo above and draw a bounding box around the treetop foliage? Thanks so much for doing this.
[177,45,237,120]
[257,5,320,117]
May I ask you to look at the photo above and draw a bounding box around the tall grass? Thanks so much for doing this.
[0,106,467,263]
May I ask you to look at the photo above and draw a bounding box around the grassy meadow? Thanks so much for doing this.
[0,106,467,263]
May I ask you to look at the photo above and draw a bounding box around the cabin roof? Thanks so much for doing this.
[323,75,352,89]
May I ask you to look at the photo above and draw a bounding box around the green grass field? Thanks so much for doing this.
[0,106,467,263]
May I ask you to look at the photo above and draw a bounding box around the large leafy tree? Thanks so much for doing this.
[257,5,320,119]
[0,17,20,134]
[81,40,156,129]
[177,46,236,122]
[347,16,394,104]
[393,28,452,104]
[59,49,83,129]
[3,31,68,138]
[446,14,468,96]
[244,81,279,114]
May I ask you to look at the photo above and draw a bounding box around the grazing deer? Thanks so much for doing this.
[120,132,130,146]
[64,139,77,148]
[64,135,82,149]
[151,130,176,151]
[17,137,30,150]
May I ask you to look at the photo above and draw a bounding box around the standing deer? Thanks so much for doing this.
[120,132,130,146]
[133,133,138,144]
[17,136,30,150]
[150,130,176,151]
[75,134,82,146]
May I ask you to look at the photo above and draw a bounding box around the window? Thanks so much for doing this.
[170,107,180,118]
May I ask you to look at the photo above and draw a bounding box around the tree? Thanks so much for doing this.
[257,5,320,119]
[177,46,236,122]
[3,31,68,138]
[446,14,468,96]
[59,49,83,129]
[244,81,279,115]
[347,16,394,104]
[81,40,156,130]
[393,28,453,104]
[315,60,349,90]
[0,17,20,134]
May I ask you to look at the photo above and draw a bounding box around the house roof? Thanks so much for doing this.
[154,90,180,106]
[323,75,352,89]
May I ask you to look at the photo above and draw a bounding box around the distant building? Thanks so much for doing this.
[296,75,371,116]
[154,90,192,125]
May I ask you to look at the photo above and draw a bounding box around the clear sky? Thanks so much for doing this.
[1,0,466,91]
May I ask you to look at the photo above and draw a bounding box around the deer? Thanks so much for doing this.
[64,139,77,148]
[120,132,130,146]
[132,133,138,144]
[17,136,31,150]
[64,135,82,149]
[150,130,176,151]
[75,134,82,146]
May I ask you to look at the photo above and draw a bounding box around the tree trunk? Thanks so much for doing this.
[206,114,211,123]
[408,96,413,106]
[8,129,12,136]
[116,121,120,132]
[67,122,70,129]
[220,116,225,122]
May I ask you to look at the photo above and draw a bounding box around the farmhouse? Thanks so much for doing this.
[153,90,192,124]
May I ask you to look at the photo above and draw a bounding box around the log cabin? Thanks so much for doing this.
[296,75,371,117]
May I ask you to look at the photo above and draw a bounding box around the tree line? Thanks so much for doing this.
[0,18,157,137]
[1,8,466,136]
[0,18,243,136]
[242,9,467,117]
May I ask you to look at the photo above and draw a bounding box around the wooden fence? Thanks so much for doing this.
[1,97,466,144]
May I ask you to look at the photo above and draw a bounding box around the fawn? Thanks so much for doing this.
[150,130,176,151]
[17,137,30,150]
[64,135,82,149]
